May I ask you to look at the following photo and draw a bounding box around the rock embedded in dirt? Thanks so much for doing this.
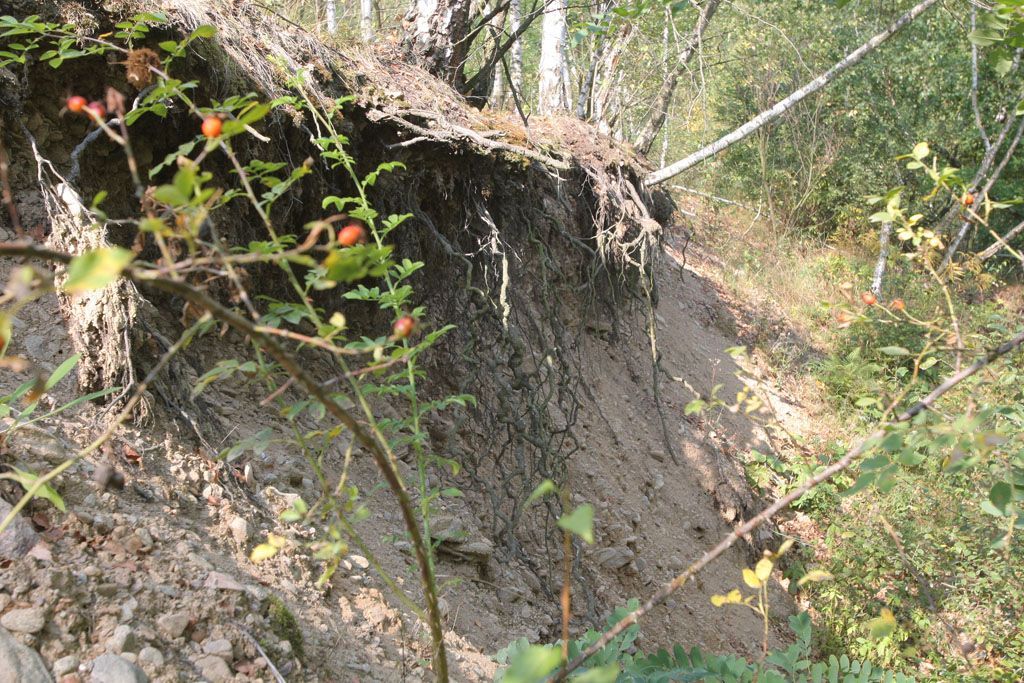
[136,647,162,670]
[88,653,148,683]
[53,654,80,677]
[104,625,136,654]
[0,499,40,561]
[228,517,249,544]
[194,654,232,682]
[591,546,635,570]
[0,606,46,634]
[0,626,51,683]
[155,613,189,640]
[202,638,233,660]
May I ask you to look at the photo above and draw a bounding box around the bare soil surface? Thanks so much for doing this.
[0,213,820,681]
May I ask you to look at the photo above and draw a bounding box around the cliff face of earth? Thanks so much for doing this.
[0,1,805,680]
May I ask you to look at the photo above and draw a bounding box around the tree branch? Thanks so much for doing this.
[643,0,939,186]
[553,324,1024,680]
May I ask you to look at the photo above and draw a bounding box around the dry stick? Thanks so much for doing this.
[553,326,1024,680]
[0,242,450,682]
[978,217,1024,262]
[643,0,939,186]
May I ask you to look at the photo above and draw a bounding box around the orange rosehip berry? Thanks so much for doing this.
[84,101,106,119]
[891,298,906,312]
[66,95,87,113]
[201,116,223,138]
[338,223,366,247]
[861,291,878,306]
[392,315,415,339]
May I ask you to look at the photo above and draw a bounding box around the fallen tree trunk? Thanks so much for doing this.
[644,0,939,186]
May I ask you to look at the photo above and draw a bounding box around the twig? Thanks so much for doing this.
[239,628,287,683]
[552,326,1024,680]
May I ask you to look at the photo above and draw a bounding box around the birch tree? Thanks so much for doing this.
[361,0,375,41]
[538,0,569,113]
[406,0,474,85]
[325,0,337,34]
[633,0,721,155]
[644,0,939,186]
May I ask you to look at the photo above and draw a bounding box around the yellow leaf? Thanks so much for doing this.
[250,543,279,563]
[771,539,796,559]
[797,570,833,586]
[755,558,773,582]
[742,568,762,589]
[710,589,743,607]
[267,532,287,548]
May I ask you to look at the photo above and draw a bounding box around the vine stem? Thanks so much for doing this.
[0,241,450,682]
[552,326,1024,681]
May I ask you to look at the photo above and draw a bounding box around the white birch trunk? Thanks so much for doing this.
[361,0,375,41]
[645,0,939,186]
[538,0,569,114]
[325,0,337,33]
[509,0,523,96]
[871,222,892,297]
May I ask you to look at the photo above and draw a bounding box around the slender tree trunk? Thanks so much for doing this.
[538,0,569,113]
[325,0,337,33]
[634,0,721,155]
[361,0,375,41]
[872,221,892,297]
[644,0,939,186]
[406,0,474,85]
[509,0,523,96]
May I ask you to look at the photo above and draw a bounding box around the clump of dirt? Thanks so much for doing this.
[0,1,818,680]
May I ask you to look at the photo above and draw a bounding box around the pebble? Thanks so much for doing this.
[202,638,233,660]
[0,626,50,682]
[228,517,249,544]
[0,499,40,561]
[194,654,232,682]
[136,647,163,670]
[349,554,370,570]
[105,625,136,654]
[53,654,80,677]
[156,612,189,639]
[0,607,45,634]
[592,546,635,570]
[88,653,148,683]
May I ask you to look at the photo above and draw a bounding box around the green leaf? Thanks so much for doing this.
[557,504,594,544]
[190,24,217,39]
[525,479,557,506]
[571,664,619,683]
[500,645,561,683]
[989,482,1012,514]
[0,468,65,512]
[867,608,896,639]
[797,570,833,586]
[63,247,133,293]
[878,346,910,356]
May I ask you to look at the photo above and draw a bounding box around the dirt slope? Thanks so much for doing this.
[0,2,812,680]
[0,216,807,681]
